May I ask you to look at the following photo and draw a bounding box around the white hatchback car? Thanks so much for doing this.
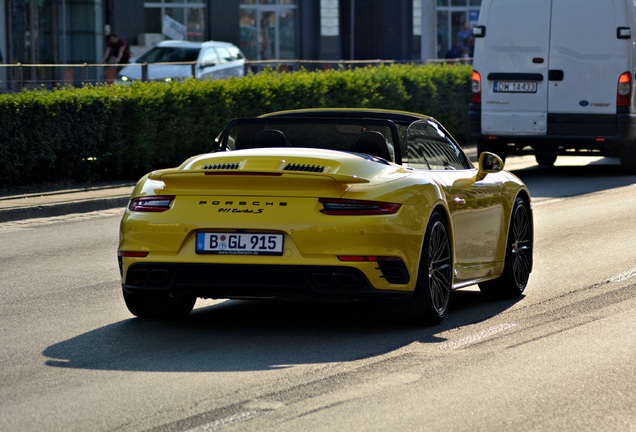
[117,40,246,83]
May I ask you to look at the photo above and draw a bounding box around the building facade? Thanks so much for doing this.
[0,0,480,84]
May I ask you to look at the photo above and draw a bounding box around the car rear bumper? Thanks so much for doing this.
[122,262,411,300]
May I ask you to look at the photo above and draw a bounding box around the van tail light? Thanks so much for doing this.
[471,70,482,104]
[617,72,631,108]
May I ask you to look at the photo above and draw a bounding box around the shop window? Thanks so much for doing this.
[240,1,297,61]
[436,1,480,59]
[143,1,206,42]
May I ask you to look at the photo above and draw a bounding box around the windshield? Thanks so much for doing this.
[137,47,200,63]
[211,116,473,170]
[404,120,472,170]
[215,118,401,163]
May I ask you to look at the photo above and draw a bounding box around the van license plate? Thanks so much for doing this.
[494,81,538,93]
[196,232,284,255]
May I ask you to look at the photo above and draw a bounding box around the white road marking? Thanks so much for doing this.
[185,410,262,432]
[607,268,636,283]
[438,323,517,350]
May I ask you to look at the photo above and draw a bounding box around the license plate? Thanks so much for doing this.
[493,81,538,93]
[196,232,284,255]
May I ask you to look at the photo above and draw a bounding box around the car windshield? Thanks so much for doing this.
[228,46,244,60]
[405,120,472,170]
[137,47,200,63]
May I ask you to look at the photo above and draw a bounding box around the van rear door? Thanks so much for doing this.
[548,0,626,117]
[477,0,632,138]
[477,0,552,136]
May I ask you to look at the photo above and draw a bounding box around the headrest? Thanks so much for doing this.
[351,131,391,160]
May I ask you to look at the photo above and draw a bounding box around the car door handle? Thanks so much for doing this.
[454,197,466,207]
[548,70,564,81]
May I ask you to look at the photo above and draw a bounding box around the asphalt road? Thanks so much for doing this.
[1,155,635,431]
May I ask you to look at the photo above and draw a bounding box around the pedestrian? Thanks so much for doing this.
[456,22,475,57]
[445,40,464,59]
[101,32,130,84]
[101,32,131,65]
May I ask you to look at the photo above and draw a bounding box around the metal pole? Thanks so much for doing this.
[350,0,355,60]
[30,0,39,63]
[61,0,67,63]
[421,0,437,62]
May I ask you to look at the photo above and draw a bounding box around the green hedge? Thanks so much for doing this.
[0,63,472,187]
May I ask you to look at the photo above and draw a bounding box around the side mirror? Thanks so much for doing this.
[477,152,503,180]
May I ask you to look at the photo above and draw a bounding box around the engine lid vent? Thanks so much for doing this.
[283,163,325,173]
[203,162,241,170]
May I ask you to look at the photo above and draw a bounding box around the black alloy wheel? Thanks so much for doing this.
[479,196,532,298]
[535,153,557,166]
[620,143,636,175]
[405,212,453,325]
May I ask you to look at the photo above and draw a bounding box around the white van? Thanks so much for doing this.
[469,0,636,173]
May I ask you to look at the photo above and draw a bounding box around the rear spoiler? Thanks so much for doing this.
[149,169,371,184]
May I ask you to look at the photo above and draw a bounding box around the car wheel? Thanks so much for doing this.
[535,153,557,166]
[123,290,196,319]
[620,143,636,175]
[479,196,532,298]
[404,212,453,325]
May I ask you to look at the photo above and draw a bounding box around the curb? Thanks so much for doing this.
[0,196,130,223]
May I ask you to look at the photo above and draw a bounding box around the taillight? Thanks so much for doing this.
[128,195,175,212]
[319,198,401,215]
[617,71,631,108]
[471,70,482,104]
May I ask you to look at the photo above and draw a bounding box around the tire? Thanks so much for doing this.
[479,196,532,298]
[123,289,196,319]
[404,212,453,325]
[620,143,636,175]
[477,141,507,162]
[535,153,557,166]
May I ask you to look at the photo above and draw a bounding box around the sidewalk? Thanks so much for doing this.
[0,183,134,223]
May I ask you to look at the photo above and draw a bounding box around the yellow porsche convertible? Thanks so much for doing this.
[118,109,533,324]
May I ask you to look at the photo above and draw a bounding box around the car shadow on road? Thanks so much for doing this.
[509,156,635,199]
[43,289,522,372]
